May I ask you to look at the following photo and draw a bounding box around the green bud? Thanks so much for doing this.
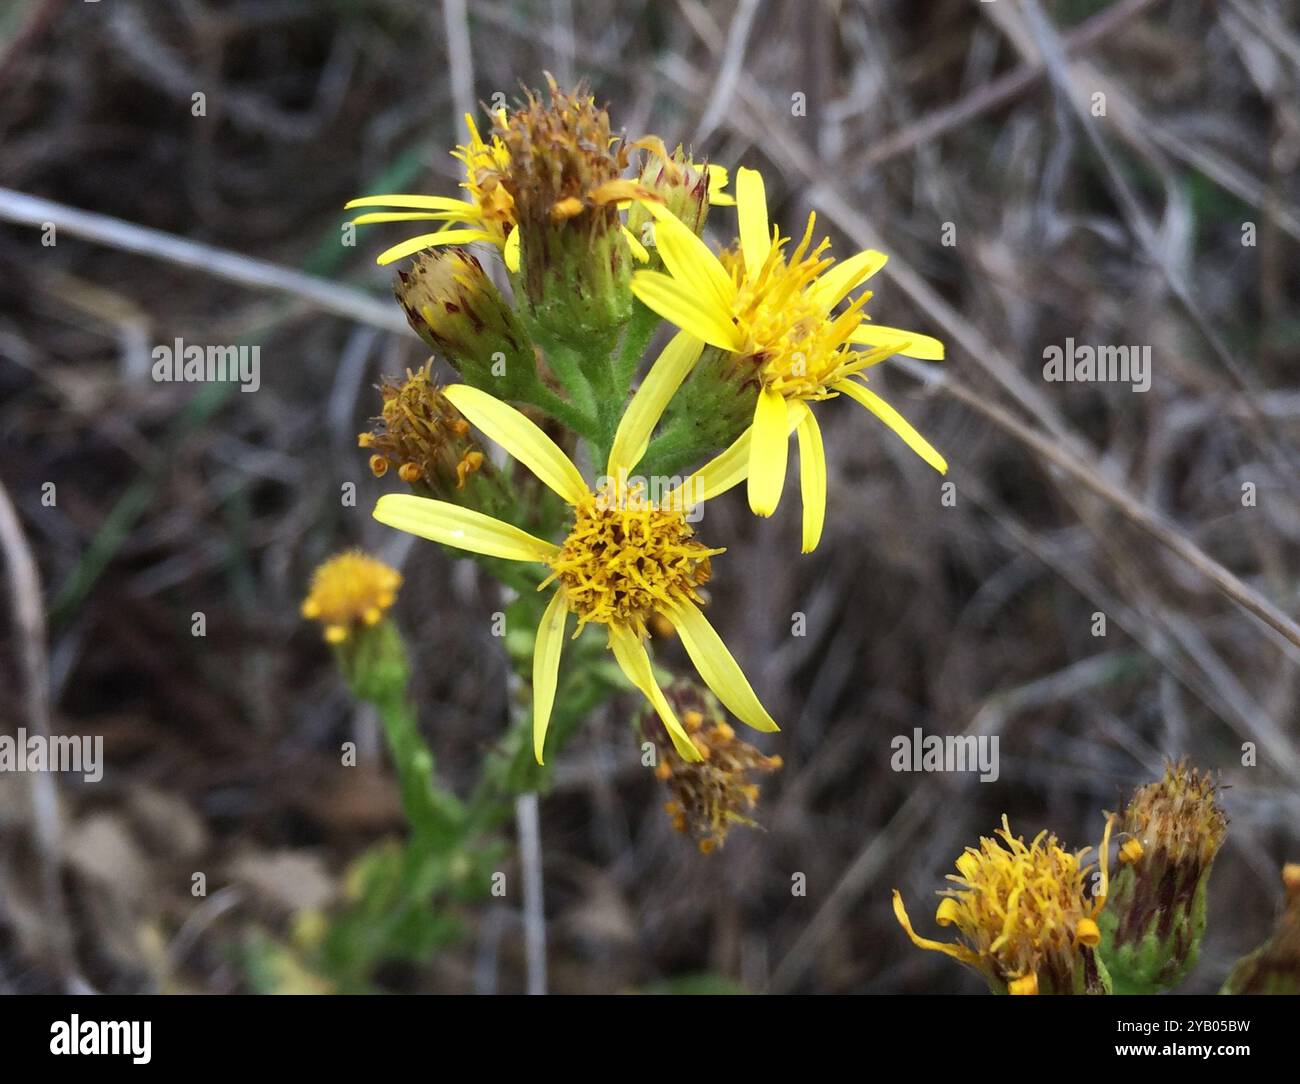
[395,248,537,397]
[626,140,712,248]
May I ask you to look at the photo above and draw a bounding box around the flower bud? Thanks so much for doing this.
[1099,762,1227,994]
[394,248,536,397]
[626,138,713,243]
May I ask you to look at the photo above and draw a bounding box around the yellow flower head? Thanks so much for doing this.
[345,109,521,270]
[357,362,485,492]
[301,551,402,644]
[647,682,782,853]
[541,487,723,640]
[631,166,947,551]
[370,333,778,766]
[893,814,1115,995]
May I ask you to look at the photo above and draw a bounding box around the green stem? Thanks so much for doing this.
[614,298,663,390]
[535,335,596,416]
[525,382,600,444]
[372,689,463,847]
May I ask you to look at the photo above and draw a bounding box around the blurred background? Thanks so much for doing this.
[0,0,1297,994]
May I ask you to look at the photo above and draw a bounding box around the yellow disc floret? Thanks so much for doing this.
[301,551,402,644]
[541,487,723,638]
[719,215,874,401]
[894,814,1114,995]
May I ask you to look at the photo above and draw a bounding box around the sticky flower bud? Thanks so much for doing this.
[1222,864,1300,994]
[1099,761,1227,994]
[642,682,781,853]
[395,249,536,396]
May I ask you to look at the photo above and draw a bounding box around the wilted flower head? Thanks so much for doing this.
[497,74,644,242]
[894,814,1114,994]
[301,551,402,644]
[495,74,658,342]
[643,682,782,853]
[358,363,486,493]
[1099,761,1227,993]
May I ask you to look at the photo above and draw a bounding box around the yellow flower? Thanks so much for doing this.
[893,814,1115,995]
[370,334,778,766]
[631,166,947,552]
[345,111,522,271]
[301,551,402,644]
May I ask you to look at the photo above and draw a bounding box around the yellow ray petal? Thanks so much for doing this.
[795,407,827,553]
[376,229,496,266]
[503,228,521,272]
[747,387,790,516]
[607,332,703,478]
[642,201,736,314]
[807,248,888,312]
[662,405,804,509]
[621,224,649,263]
[835,380,948,474]
[892,890,982,967]
[707,164,735,206]
[373,494,558,562]
[531,588,569,764]
[735,167,771,277]
[849,323,945,361]
[350,211,466,226]
[608,626,702,762]
[443,385,589,505]
[631,271,743,351]
[668,598,778,733]
[345,194,476,212]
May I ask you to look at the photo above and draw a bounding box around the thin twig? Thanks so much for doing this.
[0,187,409,335]
[514,791,547,995]
[441,0,476,125]
[0,475,86,991]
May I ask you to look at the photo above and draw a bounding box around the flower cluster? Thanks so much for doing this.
[333,75,948,846]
